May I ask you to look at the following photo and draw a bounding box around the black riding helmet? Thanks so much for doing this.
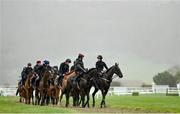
[78,53,84,58]
[97,55,103,60]
[27,63,32,66]
[66,59,71,63]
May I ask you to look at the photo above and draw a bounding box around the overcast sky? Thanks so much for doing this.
[0,0,180,86]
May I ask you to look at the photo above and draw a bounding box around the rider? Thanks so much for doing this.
[31,60,42,87]
[96,55,108,76]
[58,59,71,86]
[42,60,52,71]
[74,53,86,88]
[34,60,51,87]
[20,63,33,85]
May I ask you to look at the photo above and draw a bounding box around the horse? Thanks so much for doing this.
[47,69,61,105]
[16,82,26,103]
[38,69,52,106]
[92,63,123,108]
[65,68,98,107]
[24,72,34,104]
[59,71,76,102]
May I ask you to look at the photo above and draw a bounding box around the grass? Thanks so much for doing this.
[0,94,180,113]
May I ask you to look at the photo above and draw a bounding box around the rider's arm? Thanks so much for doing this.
[104,62,108,70]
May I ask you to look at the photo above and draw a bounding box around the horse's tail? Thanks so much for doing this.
[16,88,19,96]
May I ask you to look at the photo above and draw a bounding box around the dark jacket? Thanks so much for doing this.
[21,67,33,79]
[96,60,108,72]
[33,65,42,75]
[25,67,33,75]
[74,58,85,73]
[59,62,69,75]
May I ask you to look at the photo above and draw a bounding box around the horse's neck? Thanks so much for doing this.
[83,69,96,80]
[105,67,114,81]
[25,77,31,86]
[66,72,76,79]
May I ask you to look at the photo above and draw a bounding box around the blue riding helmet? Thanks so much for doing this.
[43,60,50,65]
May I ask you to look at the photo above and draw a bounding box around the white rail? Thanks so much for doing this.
[0,86,180,97]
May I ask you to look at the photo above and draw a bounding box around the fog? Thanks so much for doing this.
[0,0,180,86]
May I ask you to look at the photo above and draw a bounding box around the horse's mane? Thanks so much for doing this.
[86,68,96,73]
[65,70,74,75]
[106,65,114,73]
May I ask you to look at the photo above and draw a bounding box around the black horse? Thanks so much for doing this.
[65,68,98,107]
[92,63,123,108]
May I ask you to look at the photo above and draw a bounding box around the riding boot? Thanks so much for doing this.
[76,76,81,90]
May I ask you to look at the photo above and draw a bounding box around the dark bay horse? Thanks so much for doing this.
[47,70,61,105]
[65,68,98,107]
[38,69,52,106]
[92,63,123,108]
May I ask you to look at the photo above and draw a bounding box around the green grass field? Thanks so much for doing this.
[0,95,180,113]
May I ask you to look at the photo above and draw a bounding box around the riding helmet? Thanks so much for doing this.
[66,59,71,63]
[97,55,103,60]
[36,60,41,64]
[78,53,84,58]
[43,60,50,65]
[27,63,32,66]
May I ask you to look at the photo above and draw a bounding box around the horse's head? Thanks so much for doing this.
[114,63,123,78]
[43,69,52,80]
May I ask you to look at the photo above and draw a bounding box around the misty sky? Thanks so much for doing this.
[0,0,180,86]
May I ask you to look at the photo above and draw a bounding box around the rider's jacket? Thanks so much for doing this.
[33,64,42,76]
[96,60,108,72]
[59,62,69,76]
[21,67,33,79]
[74,58,85,73]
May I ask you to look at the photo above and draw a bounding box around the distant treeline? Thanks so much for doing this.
[153,71,180,87]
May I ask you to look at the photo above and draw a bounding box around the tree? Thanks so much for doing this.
[175,72,180,84]
[153,71,176,87]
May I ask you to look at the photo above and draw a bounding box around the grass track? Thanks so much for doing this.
[0,95,180,113]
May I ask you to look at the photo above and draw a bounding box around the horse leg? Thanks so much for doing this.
[35,90,38,105]
[73,96,76,106]
[100,90,107,108]
[60,89,65,103]
[19,97,21,102]
[103,89,108,108]
[92,88,98,107]
[65,92,70,107]
[81,95,85,108]
[85,92,90,108]
[40,91,45,106]
[78,96,81,106]
[32,91,34,105]
[46,95,50,105]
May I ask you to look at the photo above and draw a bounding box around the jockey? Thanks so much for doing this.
[58,59,71,86]
[20,63,33,85]
[31,60,42,87]
[33,60,42,75]
[74,53,86,74]
[34,60,51,87]
[74,53,86,88]
[96,55,108,76]
[42,60,52,71]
